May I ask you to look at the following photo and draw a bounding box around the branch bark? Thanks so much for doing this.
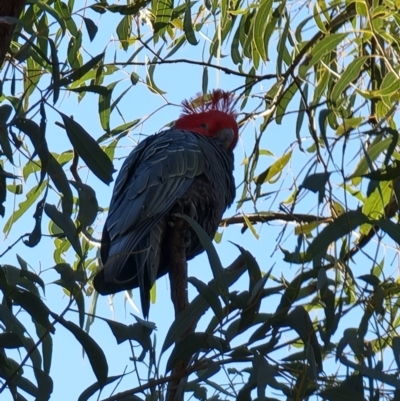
[0,1,27,68]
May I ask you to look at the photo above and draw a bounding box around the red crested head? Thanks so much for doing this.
[174,89,238,150]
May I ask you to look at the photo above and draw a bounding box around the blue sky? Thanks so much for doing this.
[1,2,397,400]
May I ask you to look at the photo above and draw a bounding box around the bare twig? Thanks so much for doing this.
[112,59,276,81]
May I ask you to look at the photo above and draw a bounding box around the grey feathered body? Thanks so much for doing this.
[93,129,235,317]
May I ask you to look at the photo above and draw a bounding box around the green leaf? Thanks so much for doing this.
[166,333,229,372]
[0,165,6,217]
[44,203,82,257]
[67,32,82,71]
[106,2,149,15]
[162,260,247,352]
[14,117,50,186]
[0,123,13,163]
[307,209,369,262]
[183,1,198,45]
[331,57,367,104]
[188,277,223,323]
[254,151,292,185]
[23,196,46,248]
[99,82,118,132]
[130,72,139,85]
[68,85,109,96]
[49,39,60,104]
[281,306,322,372]
[296,82,308,149]
[276,81,298,124]
[146,56,167,94]
[299,33,348,79]
[3,180,47,235]
[361,180,393,231]
[78,375,127,401]
[70,181,98,228]
[9,289,54,333]
[175,213,229,303]
[48,155,73,216]
[393,337,400,370]
[153,0,173,37]
[116,15,132,51]
[300,172,331,204]
[35,323,53,375]
[375,218,400,246]
[36,2,66,35]
[242,213,259,239]
[56,53,104,88]
[50,313,108,387]
[59,113,115,184]
[252,0,272,62]
[351,138,392,185]
[276,16,289,76]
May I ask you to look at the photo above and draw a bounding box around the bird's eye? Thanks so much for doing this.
[199,123,208,130]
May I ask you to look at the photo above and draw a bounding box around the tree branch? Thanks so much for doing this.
[0,1,27,68]
[113,59,276,81]
[220,212,333,227]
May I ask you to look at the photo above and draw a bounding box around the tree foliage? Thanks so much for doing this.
[1,0,400,400]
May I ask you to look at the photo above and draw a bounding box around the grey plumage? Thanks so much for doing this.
[93,129,235,317]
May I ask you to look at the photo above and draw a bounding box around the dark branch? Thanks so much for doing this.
[112,59,276,81]
[220,212,333,227]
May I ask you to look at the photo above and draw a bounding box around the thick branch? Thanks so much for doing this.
[0,1,27,68]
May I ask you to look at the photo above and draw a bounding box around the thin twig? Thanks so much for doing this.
[112,59,277,80]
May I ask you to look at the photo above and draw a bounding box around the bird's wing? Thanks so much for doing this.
[101,129,208,282]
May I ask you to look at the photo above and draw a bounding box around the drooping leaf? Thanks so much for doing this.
[59,113,115,184]
[299,33,348,79]
[116,15,132,51]
[175,213,229,303]
[254,151,292,185]
[70,181,98,229]
[300,172,331,204]
[14,118,50,186]
[49,39,60,104]
[183,1,198,45]
[23,193,46,248]
[252,0,272,62]
[166,333,229,372]
[331,57,367,104]
[307,209,369,263]
[3,180,48,235]
[99,82,118,132]
[162,259,247,352]
[188,277,223,323]
[56,53,104,88]
[44,204,82,257]
[50,313,108,387]
[0,123,13,164]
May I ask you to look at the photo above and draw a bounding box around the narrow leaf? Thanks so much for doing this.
[175,213,229,303]
[44,204,82,257]
[60,113,115,184]
[50,313,108,387]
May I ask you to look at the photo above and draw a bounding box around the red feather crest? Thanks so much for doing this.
[180,89,236,117]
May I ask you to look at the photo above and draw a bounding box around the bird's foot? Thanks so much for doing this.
[168,198,198,227]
